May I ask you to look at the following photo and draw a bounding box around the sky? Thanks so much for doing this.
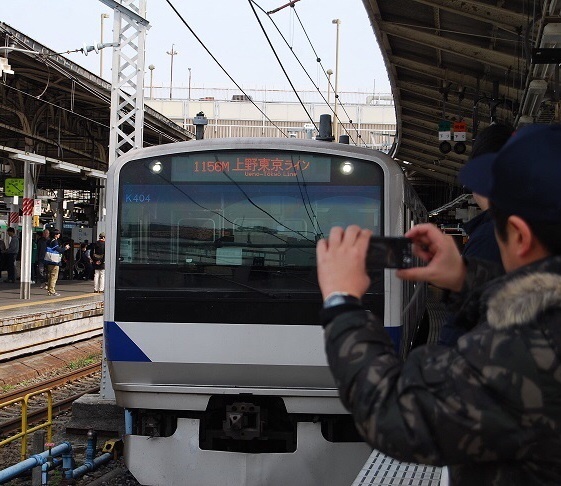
[1,0,391,99]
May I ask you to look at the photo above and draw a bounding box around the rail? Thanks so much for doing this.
[0,362,100,405]
[0,362,101,461]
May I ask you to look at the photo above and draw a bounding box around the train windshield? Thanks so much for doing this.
[116,149,384,292]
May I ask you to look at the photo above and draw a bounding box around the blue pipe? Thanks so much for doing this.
[125,408,133,435]
[0,442,72,484]
[62,450,75,476]
[86,430,96,462]
[41,458,62,486]
[69,453,113,479]
[63,429,113,481]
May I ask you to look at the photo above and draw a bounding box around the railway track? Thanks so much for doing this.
[0,362,101,437]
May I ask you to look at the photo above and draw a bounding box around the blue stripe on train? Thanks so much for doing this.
[385,326,402,354]
[105,321,151,362]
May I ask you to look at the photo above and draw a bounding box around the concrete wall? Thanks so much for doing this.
[145,98,396,150]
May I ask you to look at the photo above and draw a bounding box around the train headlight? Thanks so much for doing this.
[340,161,354,175]
[149,160,163,174]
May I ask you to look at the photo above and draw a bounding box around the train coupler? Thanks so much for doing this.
[223,402,261,440]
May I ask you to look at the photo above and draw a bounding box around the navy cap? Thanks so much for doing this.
[459,124,561,223]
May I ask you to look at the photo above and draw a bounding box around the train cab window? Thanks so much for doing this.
[116,150,383,291]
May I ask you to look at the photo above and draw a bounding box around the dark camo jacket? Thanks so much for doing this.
[324,256,561,485]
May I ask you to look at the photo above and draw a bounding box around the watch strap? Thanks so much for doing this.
[323,292,361,309]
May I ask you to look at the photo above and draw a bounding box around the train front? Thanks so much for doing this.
[104,139,395,486]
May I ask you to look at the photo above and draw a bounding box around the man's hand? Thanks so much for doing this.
[396,223,466,292]
[316,225,372,300]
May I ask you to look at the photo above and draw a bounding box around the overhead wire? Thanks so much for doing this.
[163,0,289,138]
[0,81,109,128]
[290,6,367,146]
[217,159,318,244]
[247,0,318,133]
[1,73,182,162]
[147,157,317,248]
[251,0,364,146]
[40,53,189,142]
[388,22,522,41]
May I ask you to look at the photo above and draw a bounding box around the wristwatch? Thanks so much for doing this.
[322,292,361,309]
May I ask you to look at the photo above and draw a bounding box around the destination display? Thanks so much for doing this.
[171,151,332,183]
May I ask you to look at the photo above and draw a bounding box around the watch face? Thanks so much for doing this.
[5,178,24,197]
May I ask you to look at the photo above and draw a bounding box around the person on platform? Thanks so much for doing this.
[0,237,6,280]
[4,227,19,283]
[31,230,39,283]
[36,228,50,288]
[92,233,105,293]
[76,242,93,280]
[44,229,70,296]
[438,123,513,346]
[316,124,561,485]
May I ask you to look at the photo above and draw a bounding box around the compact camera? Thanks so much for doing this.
[366,237,413,269]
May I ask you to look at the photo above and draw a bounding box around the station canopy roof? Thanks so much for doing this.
[0,22,193,192]
[362,0,561,188]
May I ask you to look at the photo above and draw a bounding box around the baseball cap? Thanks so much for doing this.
[459,124,561,223]
[99,232,106,238]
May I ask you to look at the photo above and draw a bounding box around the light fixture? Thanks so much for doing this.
[51,162,81,173]
[9,152,46,164]
[88,169,107,179]
[520,79,548,117]
[0,46,41,55]
[541,23,561,45]
[533,23,561,79]
[0,56,14,75]
[518,115,534,127]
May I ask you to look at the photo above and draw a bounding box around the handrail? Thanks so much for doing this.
[0,388,53,461]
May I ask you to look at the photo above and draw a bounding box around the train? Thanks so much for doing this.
[104,137,428,486]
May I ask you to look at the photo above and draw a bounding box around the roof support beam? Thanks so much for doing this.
[397,148,459,176]
[389,55,522,100]
[397,160,457,184]
[398,80,472,108]
[398,81,512,117]
[401,99,474,125]
[378,21,521,71]
[410,0,527,32]
[397,151,459,184]
[402,114,442,132]
[399,151,459,178]
[0,121,106,165]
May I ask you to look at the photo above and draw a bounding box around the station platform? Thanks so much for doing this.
[353,450,444,485]
[0,279,103,361]
[0,278,100,309]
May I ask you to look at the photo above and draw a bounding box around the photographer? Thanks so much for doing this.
[316,124,561,485]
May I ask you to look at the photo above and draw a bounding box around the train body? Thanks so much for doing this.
[104,138,427,486]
